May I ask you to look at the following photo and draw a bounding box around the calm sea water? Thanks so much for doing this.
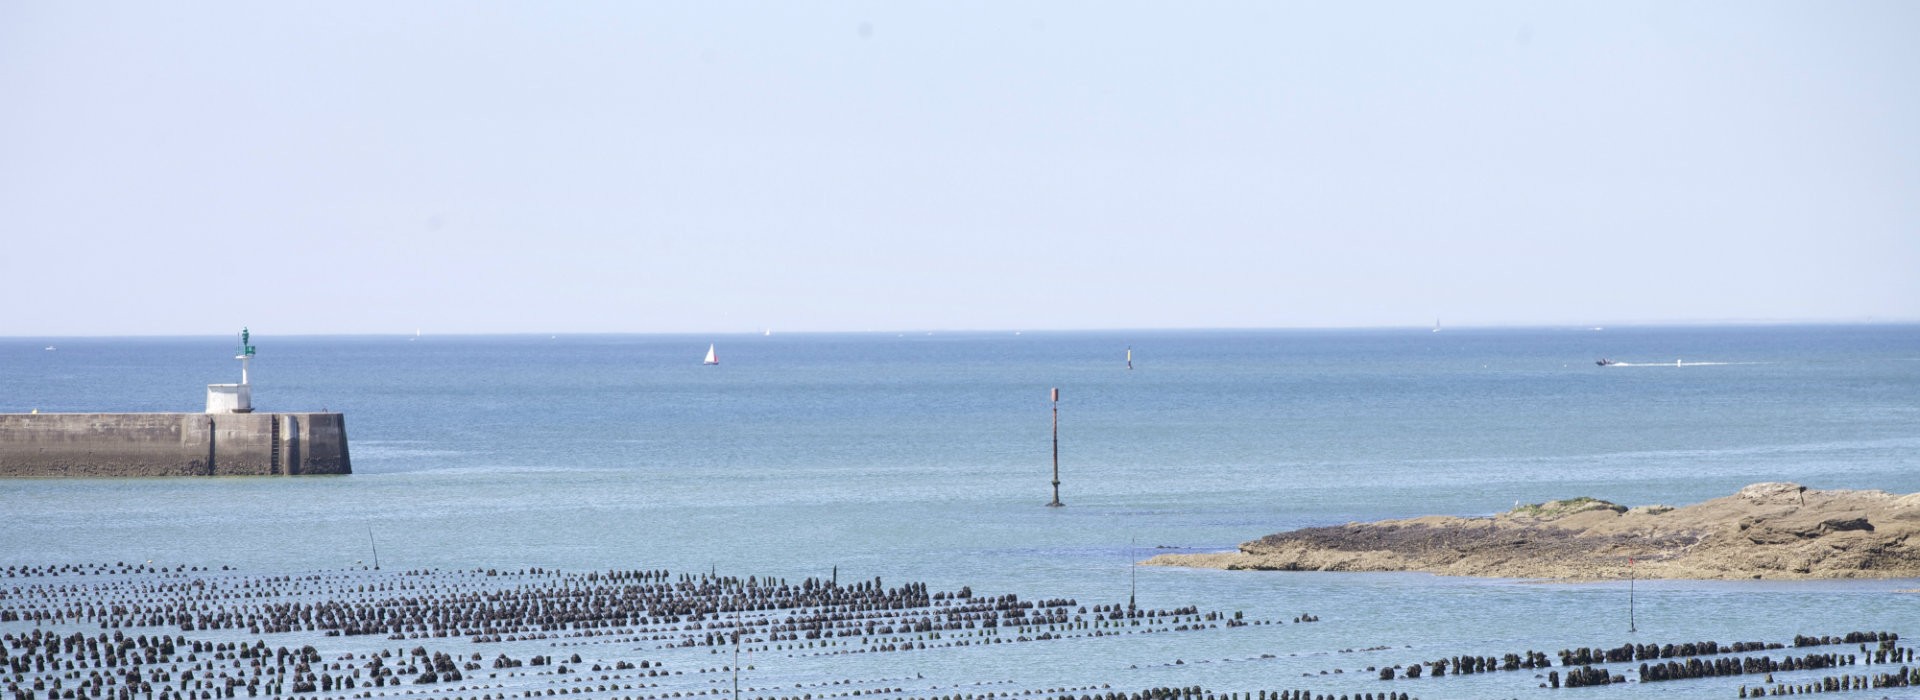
[4,325,1919,698]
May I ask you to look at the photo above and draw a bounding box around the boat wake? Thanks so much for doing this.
[1607,360,1762,367]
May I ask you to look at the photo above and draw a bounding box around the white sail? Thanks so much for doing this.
[703,344,718,365]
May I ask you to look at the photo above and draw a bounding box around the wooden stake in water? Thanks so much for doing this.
[732,607,742,700]
[368,526,380,570]
[1129,536,1137,612]
[1628,557,1637,633]
[1047,388,1063,507]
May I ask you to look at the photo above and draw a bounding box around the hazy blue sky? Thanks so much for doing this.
[4,2,1916,336]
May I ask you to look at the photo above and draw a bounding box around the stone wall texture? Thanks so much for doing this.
[0,413,350,477]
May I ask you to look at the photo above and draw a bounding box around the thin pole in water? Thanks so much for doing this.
[1628,557,1636,633]
[368,526,379,570]
[1047,388,1063,507]
[732,607,742,700]
[1129,536,1137,612]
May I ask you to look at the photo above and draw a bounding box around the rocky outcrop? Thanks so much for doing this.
[1145,483,1920,580]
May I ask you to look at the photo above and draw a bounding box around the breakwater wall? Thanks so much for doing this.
[0,413,350,477]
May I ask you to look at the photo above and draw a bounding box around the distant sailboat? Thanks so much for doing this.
[703,344,719,366]
[1432,318,1442,333]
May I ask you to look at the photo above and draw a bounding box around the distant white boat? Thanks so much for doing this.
[44,345,55,351]
[763,328,771,337]
[703,344,718,366]
[1432,318,1442,333]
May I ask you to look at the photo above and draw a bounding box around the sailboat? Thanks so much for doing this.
[1431,318,1442,333]
[703,344,719,366]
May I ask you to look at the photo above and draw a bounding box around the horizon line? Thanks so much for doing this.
[7,317,1919,340]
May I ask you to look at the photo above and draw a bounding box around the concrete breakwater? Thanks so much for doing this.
[0,412,349,477]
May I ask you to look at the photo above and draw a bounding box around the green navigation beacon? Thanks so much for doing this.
[234,328,255,397]
[209,327,257,413]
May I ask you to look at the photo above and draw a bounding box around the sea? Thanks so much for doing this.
[4,325,1919,699]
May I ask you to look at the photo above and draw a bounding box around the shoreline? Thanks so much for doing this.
[1145,483,1920,581]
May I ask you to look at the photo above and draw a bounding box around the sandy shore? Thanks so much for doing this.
[1146,482,1920,580]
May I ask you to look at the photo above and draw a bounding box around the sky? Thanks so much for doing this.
[3,2,1917,336]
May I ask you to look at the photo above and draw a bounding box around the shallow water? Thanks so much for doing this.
[4,325,1919,698]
